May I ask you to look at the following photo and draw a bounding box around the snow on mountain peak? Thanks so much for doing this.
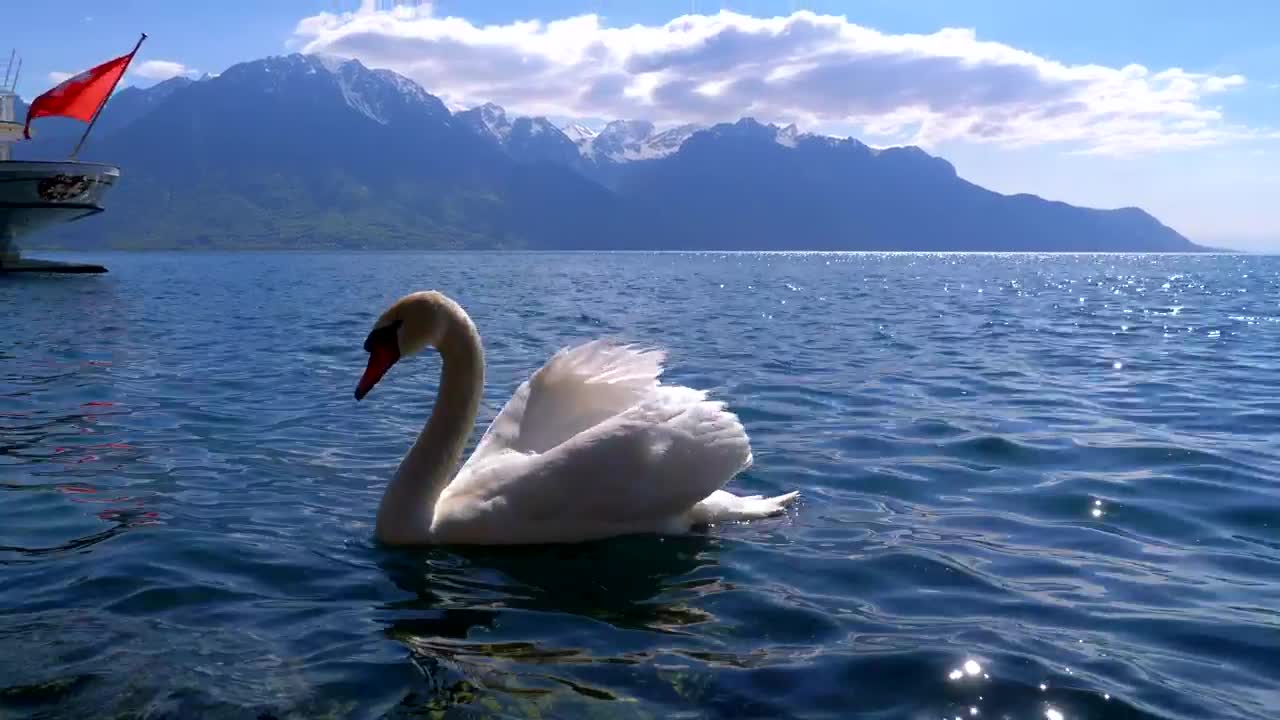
[369,68,439,108]
[456,102,513,143]
[600,120,655,144]
[452,103,820,165]
[641,123,703,159]
[563,123,599,143]
[776,123,800,148]
[311,53,353,74]
[230,54,445,125]
[565,119,704,162]
[526,117,555,136]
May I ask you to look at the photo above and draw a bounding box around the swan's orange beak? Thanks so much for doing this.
[355,317,403,403]
[355,342,399,400]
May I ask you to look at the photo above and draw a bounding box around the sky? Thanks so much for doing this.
[7,1,1280,251]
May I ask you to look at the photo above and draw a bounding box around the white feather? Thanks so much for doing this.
[430,340,798,544]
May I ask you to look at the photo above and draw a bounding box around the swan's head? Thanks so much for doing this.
[355,291,450,400]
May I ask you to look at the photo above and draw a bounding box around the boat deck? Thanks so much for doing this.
[0,256,107,273]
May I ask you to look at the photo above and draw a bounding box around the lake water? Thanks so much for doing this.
[2,251,1278,720]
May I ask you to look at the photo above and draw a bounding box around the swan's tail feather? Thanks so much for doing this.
[692,489,801,524]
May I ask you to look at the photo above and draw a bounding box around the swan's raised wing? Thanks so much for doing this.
[437,388,754,543]
[469,340,668,462]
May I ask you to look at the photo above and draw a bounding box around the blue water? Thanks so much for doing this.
[2,251,1278,720]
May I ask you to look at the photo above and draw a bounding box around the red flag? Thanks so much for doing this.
[23,35,146,139]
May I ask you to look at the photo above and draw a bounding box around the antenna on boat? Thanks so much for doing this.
[0,50,22,162]
[1,49,19,94]
[2,49,14,90]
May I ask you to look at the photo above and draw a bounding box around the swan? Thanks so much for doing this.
[354,290,800,546]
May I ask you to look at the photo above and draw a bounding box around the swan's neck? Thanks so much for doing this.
[376,311,483,543]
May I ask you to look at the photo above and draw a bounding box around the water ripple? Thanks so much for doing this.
[2,251,1278,719]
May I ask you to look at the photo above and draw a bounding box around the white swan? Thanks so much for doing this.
[354,290,800,546]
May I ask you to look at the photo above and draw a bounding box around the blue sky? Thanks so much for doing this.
[9,1,1280,250]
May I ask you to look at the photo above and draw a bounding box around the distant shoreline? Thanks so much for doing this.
[19,247,1254,255]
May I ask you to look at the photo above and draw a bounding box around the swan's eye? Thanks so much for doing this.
[363,318,403,353]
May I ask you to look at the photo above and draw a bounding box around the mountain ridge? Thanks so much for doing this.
[12,53,1202,252]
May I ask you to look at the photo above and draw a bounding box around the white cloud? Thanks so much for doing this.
[291,6,1274,155]
[131,59,198,81]
[48,71,73,84]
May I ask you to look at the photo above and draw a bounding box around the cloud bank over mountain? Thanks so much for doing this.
[15,53,1201,253]
[291,4,1266,156]
[131,60,199,82]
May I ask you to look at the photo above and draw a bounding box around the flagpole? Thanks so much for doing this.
[69,32,147,161]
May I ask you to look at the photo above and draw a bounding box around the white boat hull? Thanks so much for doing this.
[0,160,119,272]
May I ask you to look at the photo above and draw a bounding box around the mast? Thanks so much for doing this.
[0,49,21,162]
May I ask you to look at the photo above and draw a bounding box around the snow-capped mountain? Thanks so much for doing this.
[451,101,874,191]
[217,53,451,126]
[642,124,706,158]
[506,116,581,167]
[568,120,706,163]
[775,123,801,148]
[581,120,653,160]
[455,102,512,143]
[455,102,811,169]
[562,122,598,145]
[457,104,581,167]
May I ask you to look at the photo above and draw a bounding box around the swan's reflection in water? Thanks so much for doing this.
[379,534,722,628]
[373,534,737,716]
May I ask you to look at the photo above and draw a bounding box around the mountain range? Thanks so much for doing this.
[13,54,1202,252]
